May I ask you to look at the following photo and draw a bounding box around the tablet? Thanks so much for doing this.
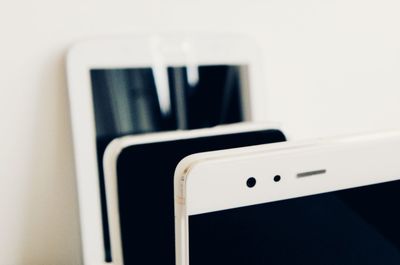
[175,130,400,265]
[103,123,286,265]
[66,35,265,264]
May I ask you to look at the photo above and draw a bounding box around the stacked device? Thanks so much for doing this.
[103,126,400,265]
[103,124,286,265]
[174,130,400,265]
[67,35,274,264]
[67,36,400,265]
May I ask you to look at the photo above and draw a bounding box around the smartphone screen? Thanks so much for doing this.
[90,64,250,260]
[116,129,286,265]
[188,179,400,265]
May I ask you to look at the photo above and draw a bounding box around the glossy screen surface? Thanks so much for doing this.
[116,130,286,264]
[90,65,249,260]
[189,179,400,265]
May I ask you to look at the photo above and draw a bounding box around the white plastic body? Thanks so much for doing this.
[174,130,400,265]
[102,122,282,265]
[66,35,266,264]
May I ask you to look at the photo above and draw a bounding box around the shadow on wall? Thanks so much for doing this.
[19,50,82,264]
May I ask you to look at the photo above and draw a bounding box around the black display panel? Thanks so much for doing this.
[116,129,286,265]
[189,179,400,265]
[90,65,249,261]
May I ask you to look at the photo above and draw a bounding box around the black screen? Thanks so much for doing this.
[90,65,248,260]
[189,179,400,265]
[116,129,286,265]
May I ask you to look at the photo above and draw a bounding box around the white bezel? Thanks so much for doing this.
[66,35,266,264]
[174,130,400,265]
[103,122,282,265]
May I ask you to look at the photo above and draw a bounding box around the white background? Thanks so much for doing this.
[1,0,400,264]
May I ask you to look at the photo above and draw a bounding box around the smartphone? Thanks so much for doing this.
[103,123,286,265]
[67,36,263,263]
[175,130,400,265]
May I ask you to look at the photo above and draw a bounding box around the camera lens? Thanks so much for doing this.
[274,175,281,182]
[246,177,256,188]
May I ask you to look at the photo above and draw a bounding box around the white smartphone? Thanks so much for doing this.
[175,130,400,265]
[102,123,286,265]
[66,35,265,264]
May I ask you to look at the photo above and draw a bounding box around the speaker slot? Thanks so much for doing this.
[297,169,326,178]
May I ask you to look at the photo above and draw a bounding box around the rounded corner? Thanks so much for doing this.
[66,42,85,68]
[174,155,195,185]
[103,138,124,167]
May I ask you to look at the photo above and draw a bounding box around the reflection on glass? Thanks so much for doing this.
[189,180,400,265]
[90,65,250,261]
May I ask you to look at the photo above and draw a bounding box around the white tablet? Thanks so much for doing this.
[102,123,286,265]
[66,35,265,264]
[174,130,400,265]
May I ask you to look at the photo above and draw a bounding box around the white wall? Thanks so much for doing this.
[1,0,400,264]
